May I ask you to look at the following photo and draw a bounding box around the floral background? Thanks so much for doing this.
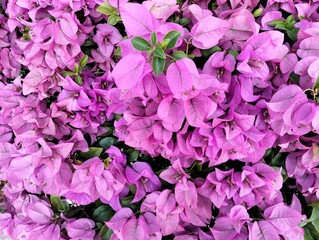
[0,0,319,239]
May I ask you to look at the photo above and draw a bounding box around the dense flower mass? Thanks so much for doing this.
[1,0,319,239]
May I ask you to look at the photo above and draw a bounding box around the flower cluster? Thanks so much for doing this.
[0,0,319,239]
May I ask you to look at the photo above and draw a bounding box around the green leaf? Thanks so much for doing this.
[275,22,287,30]
[21,27,31,40]
[285,15,296,29]
[99,137,117,150]
[129,184,136,194]
[309,207,319,222]
[312,218,319,232]
[114,113,122,121]
[172,51,187,60]
[107,15,120,25]
[313,75,319,91]
[286,15,295,23]
[93,205,114,223]
[268,19,284,27]
[150,32,157,46]
[270,152,285,167]
[97,1,117,16]
[305,223,319,239]
[101,228,113,240]
[304,227,315,240]
[309,201,319,207]
[211,2,218,10]
[50,195,68,212]
[120,196,134,207]
[79,147,103,159]
[300,206,319,227]
[63,207,84,218]
[75,75,83,85]
[96,222,104,229]
[131,37,151,51]
[228,50,239,58]
[99,224,107,234]
[61,71,75,77]
[80,55,88,68]
[127,149,140,162]
[153,46,166,59]
[163,31,181,50]
[281,168,288,182]
[103,157,111,169]
[152,56,165,76]
[298,15,305,20]
[174,16,180,24]
[147,49,154,58]
[115,46,121,56]
[286,28,299,41]
[186,161,198,173]
[290,72,300,84]
[179,18,190,26]
[187,54,195,59]
[196,163,202,172]
[99,225,112,240]
[73,63,80,74]
[263,149,274,162]
[159,39,170,49]
[299,220,308,227]
[82,38,96,47]
[253,8,263,17]
[200,46,222,57]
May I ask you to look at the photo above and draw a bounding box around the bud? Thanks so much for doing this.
[253,8,263,17]
[159,39,170,49]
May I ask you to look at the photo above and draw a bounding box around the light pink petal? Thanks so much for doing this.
[26,202,53,224]
[166,58,199,98]
[0,126,12,142]
[280,53,298,74]
[184,93,214,127]
[106,208,134,231]
[112,54,146,90]
[23,69,43,87]
[297,36,319,58]
[191,16,230,49]
[122,218,146,240]
[264,204,302,233]
[121,3,158,36]
[266,85,304,113]
[59,14,78,38]
[308,58,319,79]
[158,96,185,132]
[249,221,280,240]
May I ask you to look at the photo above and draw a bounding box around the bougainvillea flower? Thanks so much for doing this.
[191,15,230,49]
[0,0,319,239]
[65,218,96,239]
[211,205,251,240]
[125,162,161,202]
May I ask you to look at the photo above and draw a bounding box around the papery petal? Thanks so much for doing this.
[158,96,185,132]
[166,58,199,98]
[248,221,280,240]
[184,93,214,127]
[26,202,53,224]
[191,16,230,49]
[266,85,304,112]
[121,3,158,36]
[106,208,134,231]
[122,218,146,240]
[263,204,303,233]
[112,54,146,90]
